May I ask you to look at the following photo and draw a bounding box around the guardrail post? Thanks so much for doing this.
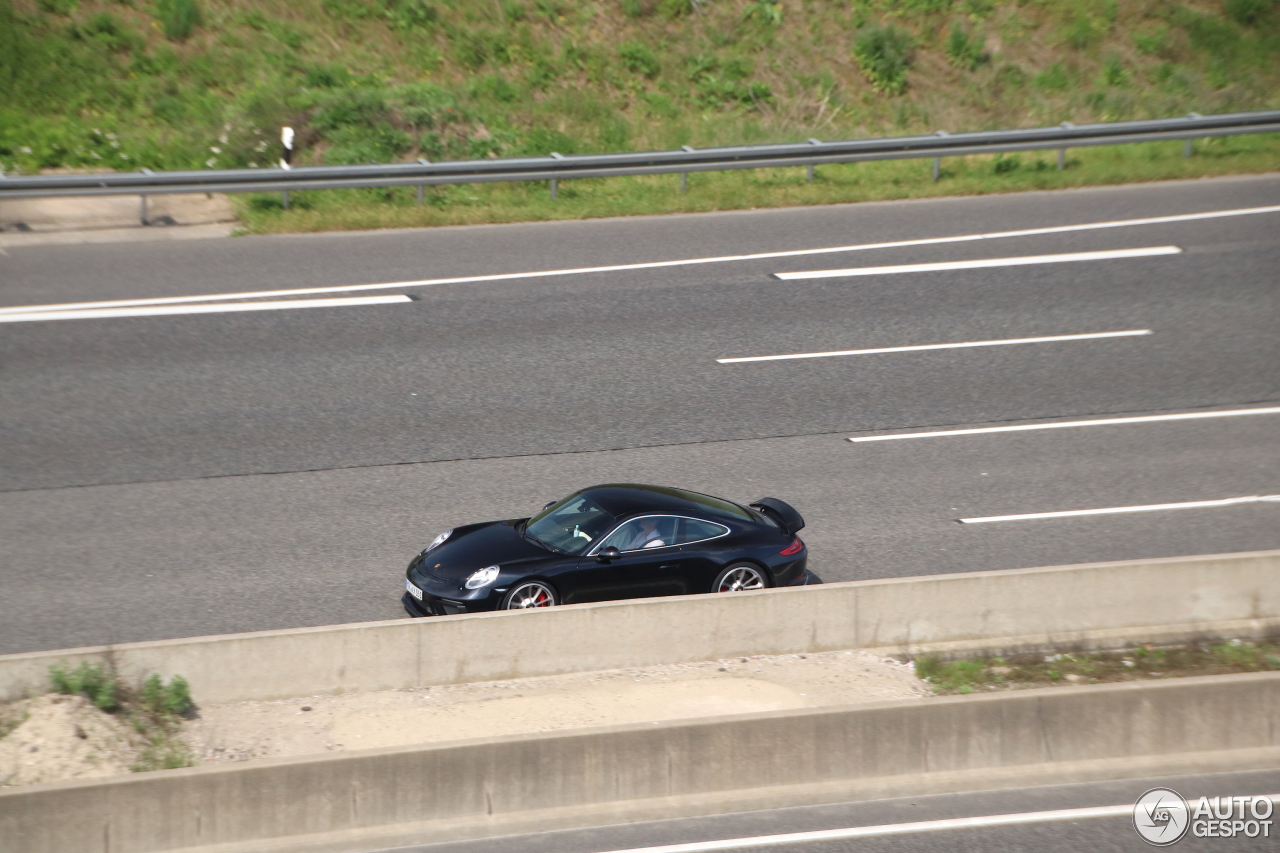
[932,131,948,182]
[1184,113,1202,158]
[680,146,695,193]
[139,168,154,225]
[1058,123,1074,171]
[807,139,821,182]
[417,159,429,204]
[417,185,424,204]
[282,190,290,210]
[549,152,565,199]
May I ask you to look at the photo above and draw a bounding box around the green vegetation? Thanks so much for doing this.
[0,706,27,741]
[45,662,196,772]
[48,660,120,712]
[1,0,1277,231]
[947,23,990,71]
[853,23,915,95]
[156,0,201,41]
[233,132,1280,233]
[915,639,1280,695]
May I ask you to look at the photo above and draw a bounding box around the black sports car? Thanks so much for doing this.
[402,483,811,615]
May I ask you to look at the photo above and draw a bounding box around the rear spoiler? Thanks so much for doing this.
[749,497,805,535]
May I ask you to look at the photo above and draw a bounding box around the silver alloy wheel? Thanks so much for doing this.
[503,582,557,609]
[715,565,766,593]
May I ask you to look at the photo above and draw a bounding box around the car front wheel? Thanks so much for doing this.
[501,581,559,610]
[713,564,768,593]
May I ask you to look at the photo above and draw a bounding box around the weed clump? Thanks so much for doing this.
[993,153,1020,174]
[947,24,990,71]
[48,661,119,712]
[619,41,660,78]
[853,24,914,95]
[139,673,195,718]
[743,0,782,27]
[1225,0,1276,27]
[155,0,202,42]
[915,656,985,691]
[45,662,196,772]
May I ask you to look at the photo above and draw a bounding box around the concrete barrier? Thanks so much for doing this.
[3,671,1279,853]
[1,549,1277,704]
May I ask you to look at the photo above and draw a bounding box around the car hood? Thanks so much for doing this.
[417,519,553,580]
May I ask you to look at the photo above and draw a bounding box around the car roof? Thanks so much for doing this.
[577,483,754,522]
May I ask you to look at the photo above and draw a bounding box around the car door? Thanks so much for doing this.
[568,516,685,603]
[672,517,733,594]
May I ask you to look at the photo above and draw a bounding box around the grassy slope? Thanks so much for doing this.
[2,0,1278,232]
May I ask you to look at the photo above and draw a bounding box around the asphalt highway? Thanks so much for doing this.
[1,174,1278,653]
[395,768,1280,853]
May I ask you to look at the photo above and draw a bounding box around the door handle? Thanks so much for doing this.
[659,564,679,570]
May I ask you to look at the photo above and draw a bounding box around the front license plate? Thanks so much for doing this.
[405,578,423,600]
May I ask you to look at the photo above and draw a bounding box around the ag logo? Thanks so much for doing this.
[1134,787,1191,845]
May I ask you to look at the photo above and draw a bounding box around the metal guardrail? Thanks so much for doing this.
[2,109,1278,223]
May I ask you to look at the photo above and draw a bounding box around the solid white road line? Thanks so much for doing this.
[593,794,1280,852]
[717,329,1150,364]
[1,204,1276,316]
[0,295,411,322]
[773,246,1181,280]
[961,494,1280,524]
[849,405,1280,442]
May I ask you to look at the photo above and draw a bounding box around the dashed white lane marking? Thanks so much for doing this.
[588,796,1277,852]
[717,329,1150,364]
[0,204,1275,316]
[960,494,1280,524]
[0,295,411,322]
[849,406,1280,442]
[773,246,1181,280]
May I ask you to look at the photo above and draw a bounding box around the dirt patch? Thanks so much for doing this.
[0,695,140,787]
[186,649,927,765]
[1,193,234,232]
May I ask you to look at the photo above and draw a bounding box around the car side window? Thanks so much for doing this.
[674,518,729,546]
[600,516,678,552]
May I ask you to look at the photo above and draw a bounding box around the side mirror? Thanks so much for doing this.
[598,546,621,563]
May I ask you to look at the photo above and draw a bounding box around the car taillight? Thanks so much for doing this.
[779,537,804,556]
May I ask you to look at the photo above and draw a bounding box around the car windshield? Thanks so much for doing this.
[524,494,617,555]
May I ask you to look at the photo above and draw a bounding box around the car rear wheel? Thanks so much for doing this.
[501,581,558,610]
[713,564,767,593]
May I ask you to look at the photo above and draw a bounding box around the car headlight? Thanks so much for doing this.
[465,565,500,589]
[424,529,452,553]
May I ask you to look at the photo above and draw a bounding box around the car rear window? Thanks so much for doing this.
[676,490,754,521]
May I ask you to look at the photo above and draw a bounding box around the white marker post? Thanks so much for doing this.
[280,126,294,210]
[280,126,294,170]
